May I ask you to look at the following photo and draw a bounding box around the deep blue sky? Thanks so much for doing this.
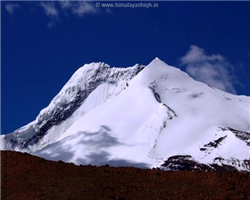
[2,1,250,133]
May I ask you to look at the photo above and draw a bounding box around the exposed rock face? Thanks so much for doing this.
[161,155,250,172]
[220,127,250,146]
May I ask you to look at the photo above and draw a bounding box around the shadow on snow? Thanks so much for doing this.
[35,125,149,168]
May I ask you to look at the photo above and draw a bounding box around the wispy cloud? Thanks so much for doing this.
[7,1,106,28]
[39,1,99,27]
[60,1,98,17]
[40,2,59,28]
[180,45,237,94]
[72,2,98,16]
[5,3,20,15]
[59,1,72,10]
[40,2,59,18]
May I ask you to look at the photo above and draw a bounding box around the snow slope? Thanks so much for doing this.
[2,58,250,171]
[1,62,144,152]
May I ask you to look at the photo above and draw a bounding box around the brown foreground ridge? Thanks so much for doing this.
[1,151,250,200]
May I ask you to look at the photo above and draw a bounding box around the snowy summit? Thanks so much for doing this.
[1,58,250,171]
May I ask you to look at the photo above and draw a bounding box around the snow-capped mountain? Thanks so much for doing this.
[1,58,250,171]
[1,62,144,152]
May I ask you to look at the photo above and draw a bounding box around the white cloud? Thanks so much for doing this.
[40,2,59,17]
[40,2,59,28]
[59,1,72,10]
[71,2,98,16]
[180,45,224,64]
[180,45,237,94]
[39,1,99,27]
[5,3,20,15]
[59,1,98,17]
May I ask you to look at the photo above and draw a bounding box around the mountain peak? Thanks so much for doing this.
[148,57,169,67]
[2,58,249,172]
[140,57,180,82]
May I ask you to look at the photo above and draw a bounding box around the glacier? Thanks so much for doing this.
[1,58,250,171]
